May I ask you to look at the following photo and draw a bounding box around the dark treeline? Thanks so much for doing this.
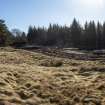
[0,18,105,50]
[27,19,105,50]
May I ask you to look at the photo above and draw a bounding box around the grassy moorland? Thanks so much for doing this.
[0,47,105,105]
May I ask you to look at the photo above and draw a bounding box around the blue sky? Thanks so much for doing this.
[0,0,105,32]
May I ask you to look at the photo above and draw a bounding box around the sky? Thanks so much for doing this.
[0,0,105,32]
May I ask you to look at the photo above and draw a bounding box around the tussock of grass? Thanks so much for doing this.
[39,59,63,67]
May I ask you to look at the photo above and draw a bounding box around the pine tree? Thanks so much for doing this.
[27,26,34,44]
[102,22,105,48]
[70,18,82,47]
[0,19,11,46]
[96,22,103,49]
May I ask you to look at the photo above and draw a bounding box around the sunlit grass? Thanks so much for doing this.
[0,47,104,105]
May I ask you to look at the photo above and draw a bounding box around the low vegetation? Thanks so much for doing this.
[0,47,104,105]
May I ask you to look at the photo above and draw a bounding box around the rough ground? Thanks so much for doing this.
[0,47,105,105]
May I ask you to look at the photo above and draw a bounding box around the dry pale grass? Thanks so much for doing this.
[0,47,105,105]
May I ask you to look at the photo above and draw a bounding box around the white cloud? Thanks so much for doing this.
[79,0,104,9]
[62,0,105,24]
